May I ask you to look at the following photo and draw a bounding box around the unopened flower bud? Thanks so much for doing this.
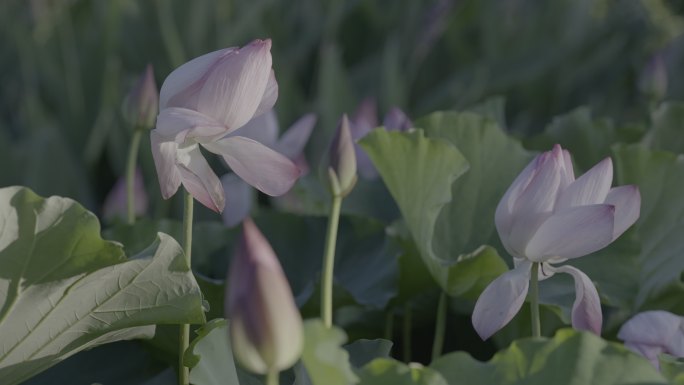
[326,114,357,197]
[123,64,159,129]
[226,218,303,375]
[639,54,667,102]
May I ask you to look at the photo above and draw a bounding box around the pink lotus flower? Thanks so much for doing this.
[618,311,684,369]
[472,144,641,340]
[220,111,316,226]
[226,218,303,374]
[151,39,300,212]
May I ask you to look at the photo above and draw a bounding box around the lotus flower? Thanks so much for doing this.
[618,311,684,369]
[226,218,303,374]
[472,144,641,340]
[151,39,299,212]
[220,110,316,226]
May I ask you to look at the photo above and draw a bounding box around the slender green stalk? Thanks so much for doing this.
[530,262,541,338]
[266,370,279,385]
[321,194,342,328]
[178,191,194,385]
[403,303,412,362]
[384,310,394,341]
[125,128,143,224]
[431,291,448,361]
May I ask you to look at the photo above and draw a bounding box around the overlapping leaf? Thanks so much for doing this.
[0,187,205,385]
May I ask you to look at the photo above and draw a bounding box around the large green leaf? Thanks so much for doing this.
[344,339,393,369]
[185,318,240,385]
[0,186,204,385]
[297,319,358,385]
[431,329,667,385]
[360,118,515,296]
[358,359,448,385]
[644,102,684,154]
[570,145,684,316]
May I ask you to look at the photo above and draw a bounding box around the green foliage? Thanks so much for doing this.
[431,329,668,385]
[298,319,359,385]
[0,187,204,385]
[185,319,240,385]
[358,359,448,385]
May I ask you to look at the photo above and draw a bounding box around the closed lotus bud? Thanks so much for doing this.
[122,64,159,129]
[639,54,667,102]
[226,218,303,375]
[326,114,357,197]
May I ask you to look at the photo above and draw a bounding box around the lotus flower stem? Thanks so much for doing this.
[403,303,412,362]
[125,128,143,224]
[178,190,194,385]
[384,310,394,340]
[530,262,541,338]
[431,291,448,361]
[321,194,342,328]
[266,370,279,385]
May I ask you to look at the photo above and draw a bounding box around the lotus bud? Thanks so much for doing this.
[122,64,159,130]
[102,168,148,221]
[639,53,667,102]
[383,107,413,132]
[226,218,303,375]
[326,114,357,197]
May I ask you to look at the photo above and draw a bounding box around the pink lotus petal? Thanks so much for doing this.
[230,109,280,147]
[472,262,531,340]
[556,157,613,210]
[176,144,225,212]
[156,107,227,142]
[559,148,575,189]
[350,97,378,140]
[605,185,641,239]
[276,113,316,160]
[624,342,664,369]
[383,107,412,132]
[253,70,278,119]
[221,174,255,227]
[495,154,540,245]
[549,265,602,335]
[150,131,182,199]
[525,204,615,261]
[618,311,684,357]
[198,39,273,130]
[160,47,235,110]
[203,136,300,196]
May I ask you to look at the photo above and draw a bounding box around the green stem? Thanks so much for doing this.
[178,191,194,385]
[403,303,412,362]
[530,262,541,338]
[321,194,342,328]
[431,291,447,361]
[266,369,279,385]
[125,128,143,225]
[384,309,394,341]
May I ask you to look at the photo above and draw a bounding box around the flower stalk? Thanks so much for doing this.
[530,262,541,338]
[178,190,194,385]
[321,191,342,328]
[431,291,448,361]
[125,128,143,224]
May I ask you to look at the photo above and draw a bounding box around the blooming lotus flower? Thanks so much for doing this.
[102,168,148,221]
[226,218,303,374]
[472,144,641,340]
[350,98,413,179]
[220,110,316,226]
[618,311,684,369]
[151,39,300,212]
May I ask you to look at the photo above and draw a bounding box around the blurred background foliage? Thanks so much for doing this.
[1,0,683,217]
